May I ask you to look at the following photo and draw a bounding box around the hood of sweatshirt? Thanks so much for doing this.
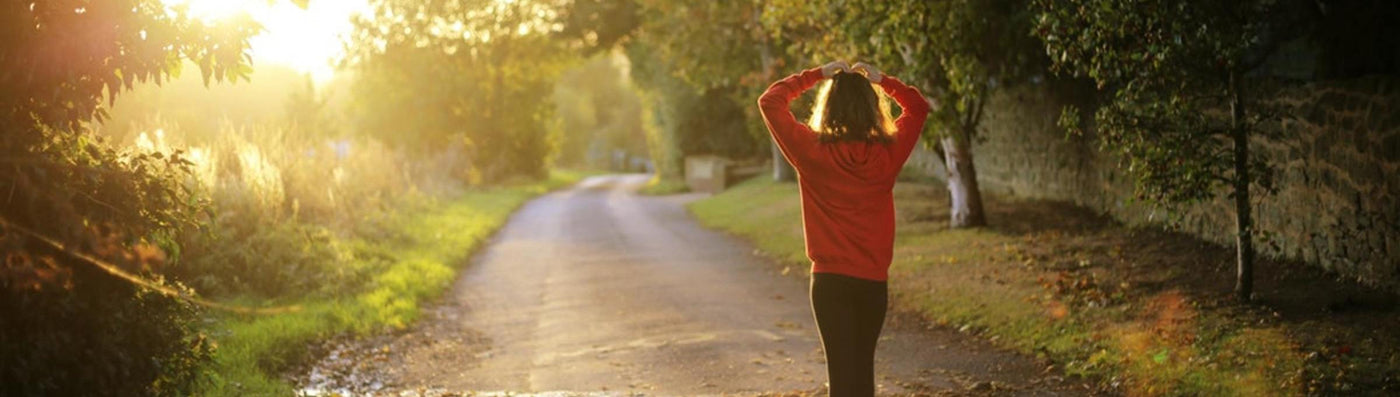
[824,141,895,183]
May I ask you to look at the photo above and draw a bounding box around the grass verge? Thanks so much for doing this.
[197,170,585,395]
[689,176,1399,396]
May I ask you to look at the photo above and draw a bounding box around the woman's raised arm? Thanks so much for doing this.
[758,62,847,169]
[857,62,929,169]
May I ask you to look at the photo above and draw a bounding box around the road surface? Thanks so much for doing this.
[299,174,1088,396]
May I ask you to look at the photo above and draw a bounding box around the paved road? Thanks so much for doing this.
[301,174,1087,396]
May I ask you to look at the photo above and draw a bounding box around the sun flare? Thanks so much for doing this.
[172,0,253,20]
[165,0,370,83]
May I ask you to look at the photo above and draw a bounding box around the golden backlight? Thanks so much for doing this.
[165,0,370,83]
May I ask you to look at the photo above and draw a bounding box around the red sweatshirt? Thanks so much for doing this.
[758,68,929,281]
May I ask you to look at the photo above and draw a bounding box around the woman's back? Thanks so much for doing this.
[757,65,930,281]
[757,61,930,397]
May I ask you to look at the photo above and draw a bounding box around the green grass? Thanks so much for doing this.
[197,170,584,395]
[687,177,1343,396]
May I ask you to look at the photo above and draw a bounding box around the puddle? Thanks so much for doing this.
[294,336,394,396]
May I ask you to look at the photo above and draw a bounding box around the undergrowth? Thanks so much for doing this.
[196,171,583,396]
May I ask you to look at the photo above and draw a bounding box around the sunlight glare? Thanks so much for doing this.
[165,0,370,84]
[170,0,256,21]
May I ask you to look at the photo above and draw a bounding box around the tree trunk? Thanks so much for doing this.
[771,139,796,181]
[941,127,986,228]
[753,5,795,182]
[1230,71,1255,301]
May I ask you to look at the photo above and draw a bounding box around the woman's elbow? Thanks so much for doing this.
[758,91,780,107]
[757,95,785,115]
[909,94,932,114]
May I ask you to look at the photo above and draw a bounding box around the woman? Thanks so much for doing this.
[757,61,929,396]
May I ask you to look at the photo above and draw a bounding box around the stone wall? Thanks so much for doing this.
[909,77,1400,290]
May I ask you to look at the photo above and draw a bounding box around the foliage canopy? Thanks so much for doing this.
[1,0,264,394]
[345,0,570,181]
[764,0,1044,141]
[1035,0,1284,204]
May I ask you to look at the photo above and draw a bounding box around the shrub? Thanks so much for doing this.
[0,267,214,396]
[1,133,216,396]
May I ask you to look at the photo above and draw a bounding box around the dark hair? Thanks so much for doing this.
[809,71,894,143]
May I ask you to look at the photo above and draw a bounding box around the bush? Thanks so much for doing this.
[133,122,415,300]
[176,220,359,299]
[0,267,214,396]
[0,133,215,396]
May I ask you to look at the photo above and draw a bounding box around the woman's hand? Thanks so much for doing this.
[852,62,882,83]
[820,61,850,78]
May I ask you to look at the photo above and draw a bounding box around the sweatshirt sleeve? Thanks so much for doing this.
[877,76,930,171]
[758,68,825,172]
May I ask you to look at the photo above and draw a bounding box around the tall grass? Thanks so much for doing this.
[199,172,582,395]
[115,117,584,394]
[129,122,416,299]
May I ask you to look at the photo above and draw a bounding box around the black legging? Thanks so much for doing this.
[810,272,888,397]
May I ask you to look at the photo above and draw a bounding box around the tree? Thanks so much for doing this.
[283,75,337,139]
[764,0,1044,228]
[552,53,647,170]
[624,40,765,177]
[1,0,266,393]
[98,64,313,145]
[557,0,801,182]
[1034,0,1305,300]
[556,0,640,54]
[622,41,688,180]
[344,0,569,182]
[631,0,801,181]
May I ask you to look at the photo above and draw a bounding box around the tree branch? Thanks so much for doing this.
[0,217,301,315]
